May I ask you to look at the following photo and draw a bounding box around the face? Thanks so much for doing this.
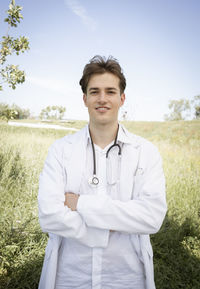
[83,72,125,126]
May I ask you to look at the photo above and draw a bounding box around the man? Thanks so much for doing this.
[38,55,167,289]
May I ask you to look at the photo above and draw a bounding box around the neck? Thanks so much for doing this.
[89,121,119,149]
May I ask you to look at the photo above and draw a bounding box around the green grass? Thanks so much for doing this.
[0,120,200,289]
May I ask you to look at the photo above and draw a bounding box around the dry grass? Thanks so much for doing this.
[0,120,200,289]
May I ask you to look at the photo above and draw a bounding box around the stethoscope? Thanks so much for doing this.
[88,125,121,186]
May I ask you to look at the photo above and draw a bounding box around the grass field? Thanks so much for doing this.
[0,120,200,289]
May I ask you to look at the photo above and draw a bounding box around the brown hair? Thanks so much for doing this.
[79,55,126,94]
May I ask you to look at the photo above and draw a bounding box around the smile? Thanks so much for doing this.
[95,107,110,112]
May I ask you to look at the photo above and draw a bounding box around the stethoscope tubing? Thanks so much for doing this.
[89,125,121,186]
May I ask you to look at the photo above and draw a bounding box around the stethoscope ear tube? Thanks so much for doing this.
[106,143,121,158]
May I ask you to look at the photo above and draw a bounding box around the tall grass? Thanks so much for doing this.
[0,121,200,289]
[0,124,69,289]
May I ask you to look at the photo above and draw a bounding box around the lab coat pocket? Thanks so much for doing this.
[132,174,145,199]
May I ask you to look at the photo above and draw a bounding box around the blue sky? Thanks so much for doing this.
[0,0,199,121]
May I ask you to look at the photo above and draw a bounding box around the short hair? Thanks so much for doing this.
[79,55,126,94]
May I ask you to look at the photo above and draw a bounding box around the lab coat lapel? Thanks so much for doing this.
[121,144,141,176]
[64,127,88,194]
[119,141,141,201]
[119,124,141,179]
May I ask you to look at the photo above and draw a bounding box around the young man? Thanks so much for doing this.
[38,56,167,289]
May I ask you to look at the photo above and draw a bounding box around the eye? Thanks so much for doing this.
[90,91,98,95]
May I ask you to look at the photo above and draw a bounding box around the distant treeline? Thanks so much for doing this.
[0,103,30,120]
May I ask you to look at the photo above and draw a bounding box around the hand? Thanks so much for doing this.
[64,192,80,211]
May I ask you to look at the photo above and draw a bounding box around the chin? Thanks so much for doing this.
[95,118,116,126]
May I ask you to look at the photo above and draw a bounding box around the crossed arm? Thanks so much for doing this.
[38,144,110,248]
[64,146,167,235]
[64,193,115,232]
[39,142,167,246]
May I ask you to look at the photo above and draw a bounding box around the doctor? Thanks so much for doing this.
[38,55,167,289]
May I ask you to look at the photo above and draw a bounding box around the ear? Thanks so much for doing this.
[83,94,88,107]
[120,93,125,107]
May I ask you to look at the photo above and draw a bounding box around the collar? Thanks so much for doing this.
[86,123,133,145]
[117,124,133,144]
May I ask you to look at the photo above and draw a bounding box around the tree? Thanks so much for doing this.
[164,99,191,121]
[57,106,66,120]
[10,103,30,119]
[191,95,200,119]
[0,102,18,121]
[39,106,66,120]
[0,102,30,121]
[0,0,29,91]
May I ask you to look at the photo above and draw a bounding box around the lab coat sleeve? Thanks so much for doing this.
[77,145,167,235]
[38,142,109,248]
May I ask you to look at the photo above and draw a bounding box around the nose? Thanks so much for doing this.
[98,91,107,102]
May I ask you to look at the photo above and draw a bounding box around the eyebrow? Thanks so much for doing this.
[106,87,118,91]
[88,87,118,91]
[88,87,99,91]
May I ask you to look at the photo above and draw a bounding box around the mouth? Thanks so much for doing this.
[95,107,110,112]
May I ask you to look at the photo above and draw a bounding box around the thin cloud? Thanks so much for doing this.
[64,0,97,31]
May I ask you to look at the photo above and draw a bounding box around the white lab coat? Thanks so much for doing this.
[38,125,167,289]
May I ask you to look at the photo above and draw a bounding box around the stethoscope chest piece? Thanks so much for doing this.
[88,175,99,186]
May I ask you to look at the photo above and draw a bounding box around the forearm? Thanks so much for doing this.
[38,198,109,247]
[77,193,167,234]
